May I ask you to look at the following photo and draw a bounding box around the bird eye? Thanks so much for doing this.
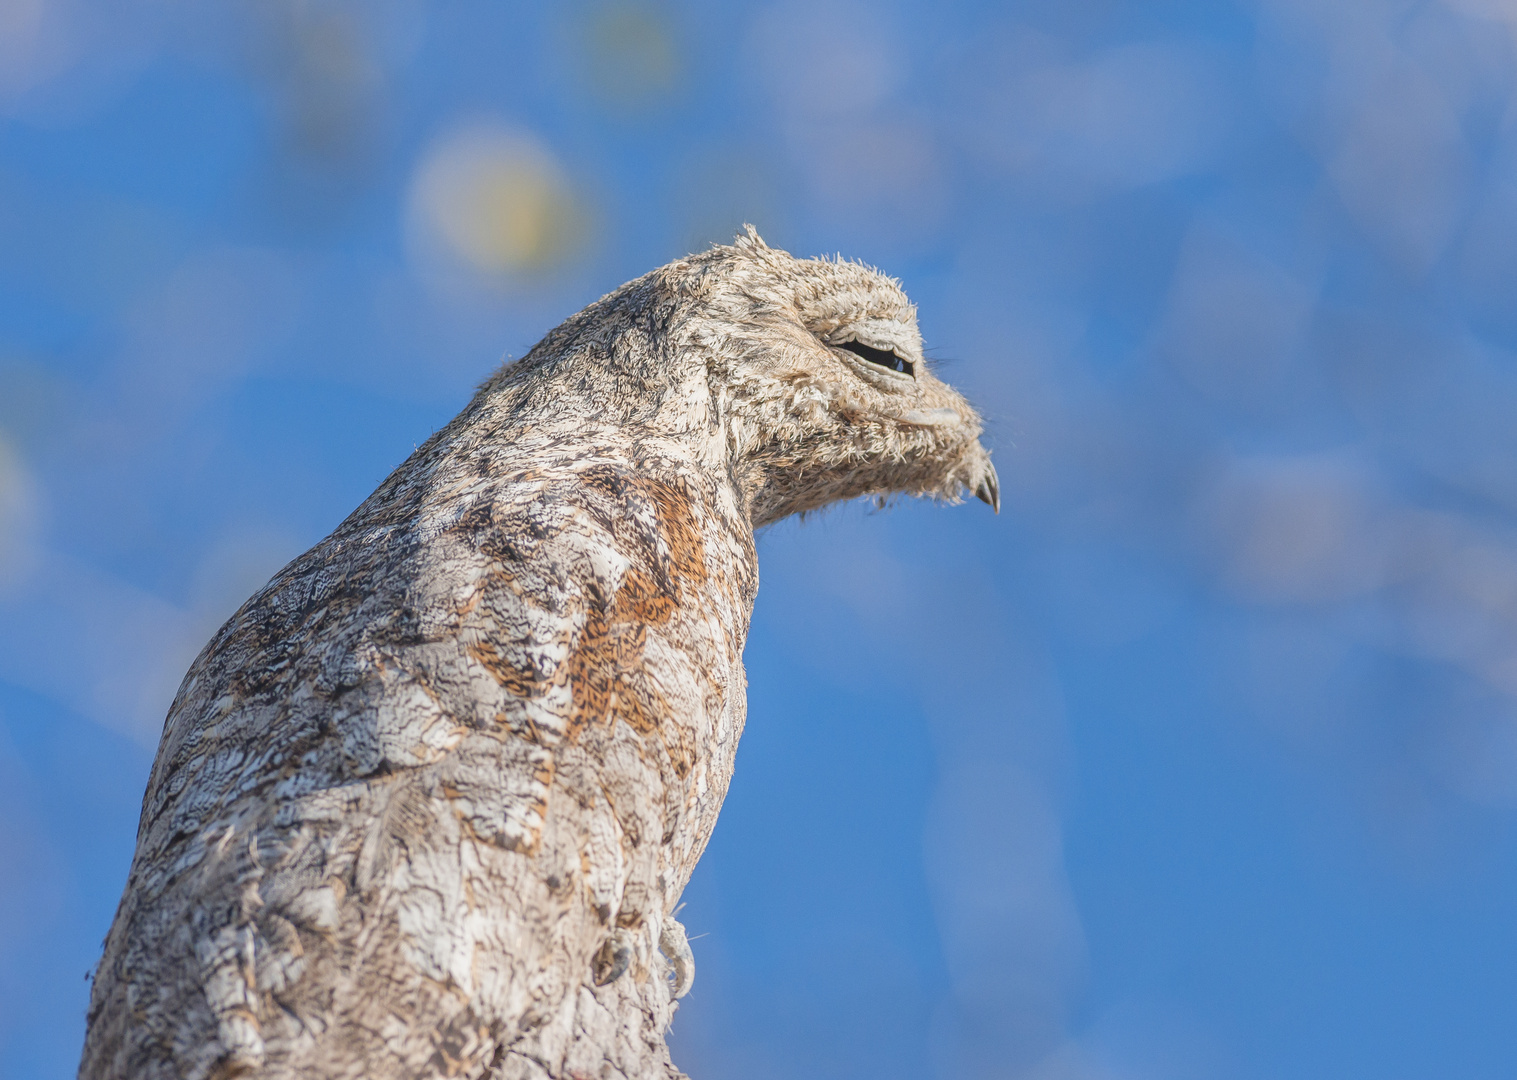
[836,339,914,377]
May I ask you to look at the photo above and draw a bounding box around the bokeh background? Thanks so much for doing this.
[4,1,1517,1077]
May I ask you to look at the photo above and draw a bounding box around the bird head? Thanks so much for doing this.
[671,227,998,527]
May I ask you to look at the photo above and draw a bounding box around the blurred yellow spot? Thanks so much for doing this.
[582,4,681,108]
[413,126,585,277]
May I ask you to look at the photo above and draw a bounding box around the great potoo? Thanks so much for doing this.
[79,229,998,1080]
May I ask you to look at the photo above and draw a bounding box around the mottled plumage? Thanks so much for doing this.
[80,230,997,1080]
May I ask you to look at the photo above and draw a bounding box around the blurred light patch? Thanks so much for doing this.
[0,0,162,122]
[801,119,950,241]
[0,0,68,100]
[0,434,41,591]
[745,2,947,247]
[1456,170,1517,337]
[62,197,188,315]
[0,356,69,452]
[927,761,1086,1078]
[0,553,205,745]
[747,0,902,122]
[1156,224,1316,410]
[257,3,384,164]
[1327,60,1470,273]
[955,31,1231,194]
[578,3,682,110]
[1198,453,1387,605]
[240,0,426,171]
[1446,0,1517,17]
[1435,692,1517,807]
[1386,512,1517,702]
[410,123,589,281]
[1205,448,1517,817]
[121,246,303,418]
[1337,328,1517,515]
[1259,0,1485,273]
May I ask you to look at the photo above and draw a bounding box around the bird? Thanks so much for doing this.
[78,228,998,1080]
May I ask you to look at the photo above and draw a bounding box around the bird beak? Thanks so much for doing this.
[975,463,999,513]
[966,444,999,514]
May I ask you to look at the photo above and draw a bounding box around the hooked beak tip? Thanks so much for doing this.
[973,458,999,514]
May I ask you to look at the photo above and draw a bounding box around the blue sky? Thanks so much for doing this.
[4,1,1517,1077]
